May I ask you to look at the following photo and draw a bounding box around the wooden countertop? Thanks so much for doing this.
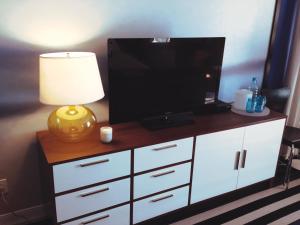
[37,111,286,165]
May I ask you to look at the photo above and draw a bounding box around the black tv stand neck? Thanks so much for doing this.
[140,112,194,130]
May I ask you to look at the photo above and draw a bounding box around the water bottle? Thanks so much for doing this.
[248,77,259,112]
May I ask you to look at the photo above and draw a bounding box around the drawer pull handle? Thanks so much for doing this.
[151,170,175,178]
[234,151,240,170]
[79,187,109,197]
[81,214,110,224]
[240,150,247,168]
[153,144,177,151]
[79,159,109,167]
[150,194,174,203]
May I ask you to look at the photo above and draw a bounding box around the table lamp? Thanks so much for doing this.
[39,52,105,142]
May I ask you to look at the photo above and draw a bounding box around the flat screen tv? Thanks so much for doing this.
[108,37,225,127]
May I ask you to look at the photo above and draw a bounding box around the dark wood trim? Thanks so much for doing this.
[188,136,196,205]
[37,139,57,224]
[55,175,131,196]
[134,160,191,176]
[273,117,288,187]
[51,167,58,224]
[133,183,190,202]
[135,178,273,225]
[37,111,286,165]
[130,149,134,225]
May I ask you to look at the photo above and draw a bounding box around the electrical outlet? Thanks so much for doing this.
[0,178,8,194]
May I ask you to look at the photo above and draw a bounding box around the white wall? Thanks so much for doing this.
[0,0,276,214]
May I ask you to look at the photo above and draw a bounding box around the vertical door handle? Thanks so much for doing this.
[234,151,240,170]
[240,150,247,168]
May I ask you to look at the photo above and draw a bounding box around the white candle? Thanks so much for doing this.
[100,126,113,143]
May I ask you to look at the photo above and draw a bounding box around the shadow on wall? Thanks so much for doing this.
[222,59,266,75]
[0,48,40,117]
[11,138,43,211]
[0,102,42,117]
[219,58,266,101]
[0,113,47,214]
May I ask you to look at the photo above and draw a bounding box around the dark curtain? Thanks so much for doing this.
[263,0,299,88]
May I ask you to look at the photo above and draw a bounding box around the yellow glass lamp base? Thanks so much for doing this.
[48,105,97,142]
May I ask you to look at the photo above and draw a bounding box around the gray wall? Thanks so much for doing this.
[0,0,275,214]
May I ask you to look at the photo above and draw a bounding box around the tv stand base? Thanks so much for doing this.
[140,112,194,130]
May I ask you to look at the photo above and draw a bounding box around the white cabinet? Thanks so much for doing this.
[133,138,193,223]
[191,119,285,204]
[133,186,189,224]
[63,204,130,225]
[53,150,131,193]
[134,137,193,173]
[55,178,130,222]
[52,150,131,223]
[191,127,244,203]
[134,162,191,199]
[237,119,285,188]
[38,113,286,225]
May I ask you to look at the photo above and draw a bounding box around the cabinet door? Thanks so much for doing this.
[237,119,285,189]
[191,127,244,204]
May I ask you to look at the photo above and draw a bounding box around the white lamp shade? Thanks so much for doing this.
[39,52,105,105]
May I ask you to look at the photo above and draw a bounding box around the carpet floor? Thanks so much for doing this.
[171,177,300,225]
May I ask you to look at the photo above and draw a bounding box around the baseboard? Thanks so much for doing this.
[0,203,49,225]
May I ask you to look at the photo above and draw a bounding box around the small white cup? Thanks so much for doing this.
[100,126,113,143]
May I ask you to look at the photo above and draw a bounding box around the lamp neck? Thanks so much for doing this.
[66,105,82,116]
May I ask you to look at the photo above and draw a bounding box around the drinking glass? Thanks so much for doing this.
[246,97,255,113]
[255,96,267,112]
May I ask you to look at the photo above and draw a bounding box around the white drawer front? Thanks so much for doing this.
[134,137,193,173]
[134,162,191,199]
[53,150,130,193]
[63,204,130,225]
[133,186,189,224]
[55,178,130,222]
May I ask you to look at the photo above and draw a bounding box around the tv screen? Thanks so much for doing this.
[108,37,225,124]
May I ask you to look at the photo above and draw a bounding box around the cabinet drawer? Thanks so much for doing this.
[53,150,130,193]
[134,137,193,173]
[134,162,191,199]
[63,204,130,225]
[133,186,189,224]
[55,178,130,222]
